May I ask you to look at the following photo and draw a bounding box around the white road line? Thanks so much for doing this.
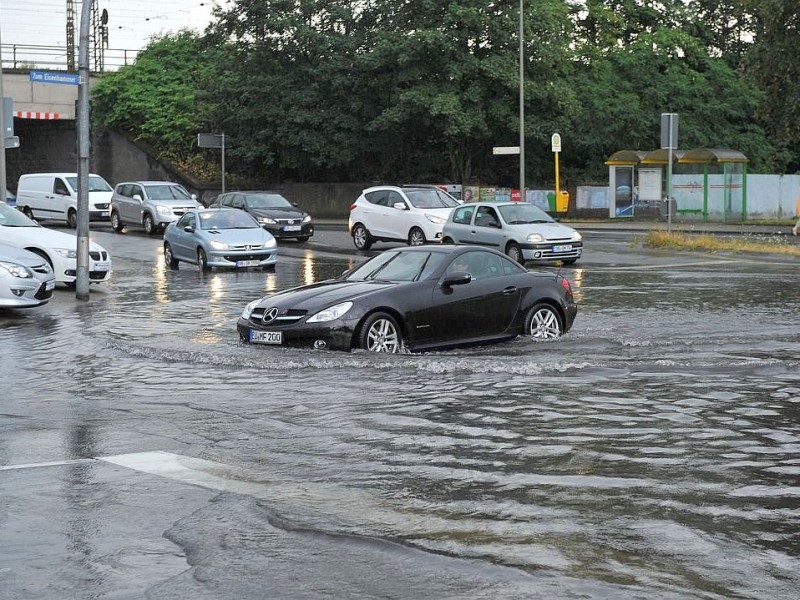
[0,458,96,471]
[99,450,268,496]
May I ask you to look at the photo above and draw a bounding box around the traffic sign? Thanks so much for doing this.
[198,133,226,148]
[493,146,520,155]
[551,133,561,153]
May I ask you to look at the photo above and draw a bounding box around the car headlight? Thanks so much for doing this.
[526,233,545,243]
[241,298,262,320]
[54,248,77,259]
[572,231,582,241]
[260,217,277,225]
[155,205,172,216]
[264,237,277,248]
[210,240,229,250]
[425,214,446,225]
[0,261,33,278]
[302,215,312,223]
[306,301,353,323]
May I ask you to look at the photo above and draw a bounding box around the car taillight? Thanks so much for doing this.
[349,203,358,211]
[560,276,573,299]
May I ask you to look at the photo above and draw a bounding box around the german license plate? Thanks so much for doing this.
[250,330,282,344]
[236,259,260,268]
[552,245,571,253]
[94,261,110,271]
[46,280,55,291]
[283,225,302,232]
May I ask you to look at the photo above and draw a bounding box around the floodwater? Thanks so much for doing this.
[2,232,800,599]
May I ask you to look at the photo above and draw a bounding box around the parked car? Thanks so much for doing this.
[0,203,111,286]
[15,172,113,227]
[238,245,577,353]
[0,242,56,308]
[348,185,460,250]
[163,208,278,271]
[110,181,201,235]
[212,191,314,242]
[5,189,15,207]
[441,201,583,265]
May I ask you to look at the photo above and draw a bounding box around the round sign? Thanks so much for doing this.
[551,133,562,153]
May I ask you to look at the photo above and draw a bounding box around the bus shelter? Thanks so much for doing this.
[605,150,647,217]
[606,148,748,221]
[676,149,748,222]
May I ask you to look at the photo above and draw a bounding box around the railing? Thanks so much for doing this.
[1,43,138,73]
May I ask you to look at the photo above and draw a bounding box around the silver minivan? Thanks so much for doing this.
[15,172,113,228]
[110,181,200,235]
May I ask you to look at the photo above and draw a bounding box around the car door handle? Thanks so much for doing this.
[502,286,517,295]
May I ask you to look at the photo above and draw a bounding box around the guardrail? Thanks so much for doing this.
[1,43,138,73]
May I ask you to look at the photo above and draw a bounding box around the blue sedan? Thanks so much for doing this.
[163,208,278,271]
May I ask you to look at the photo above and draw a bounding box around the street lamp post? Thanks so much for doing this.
[519,0,525,195]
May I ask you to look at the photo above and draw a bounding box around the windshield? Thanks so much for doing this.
[66,175,113,193]
[245,194,293,209]
[345,251,444,282]
[144,184,192,201]
[0,203,38,227]
[498,203,555,224]
[199,210,260,230]
[404,189,460,209]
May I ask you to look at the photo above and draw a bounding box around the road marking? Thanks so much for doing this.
[0,458,95,471]
[99,451,267,496]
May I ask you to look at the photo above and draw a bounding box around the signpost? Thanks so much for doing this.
[551,132,561,203]
[198,133,227,194]
[660,113,679,232]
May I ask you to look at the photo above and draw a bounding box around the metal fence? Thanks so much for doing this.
[1,43,138,73]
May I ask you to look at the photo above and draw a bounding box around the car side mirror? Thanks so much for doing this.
[133,194,143,202]
[442,272,471,287]
[191,194,197,201]
[489,221,500,228]
[183,225,195,233]
[392,202,408,210]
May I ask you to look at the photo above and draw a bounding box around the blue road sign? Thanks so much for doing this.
[30,71,80,86]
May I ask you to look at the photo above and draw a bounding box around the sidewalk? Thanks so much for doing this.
[314,218,797,237]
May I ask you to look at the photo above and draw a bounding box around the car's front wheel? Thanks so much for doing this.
[110,210,123,233]
[408,227,426,246]
[67,209,77,229]
[506,242,524,264]
[143,213,157,235]
[197,247,210,271]
[164,243,179,269]
[525,303,563,340]
[358,312,404,353]
[352,223,373,250]
[21,206,34,219]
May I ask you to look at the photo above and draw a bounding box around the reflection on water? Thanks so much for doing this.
[1,252,799,598]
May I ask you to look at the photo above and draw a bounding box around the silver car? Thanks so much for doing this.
[0,242,56,308]
[163,208,278,271]
[110,181,201,235]
[441,201,583,265]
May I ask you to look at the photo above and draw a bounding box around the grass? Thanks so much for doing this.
[643,230,800,256]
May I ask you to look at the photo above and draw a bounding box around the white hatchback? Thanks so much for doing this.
[348,185,460,250]
[0,203,111,286]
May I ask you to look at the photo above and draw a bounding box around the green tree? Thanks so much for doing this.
[92,31,215,161]
[745,0,800,171]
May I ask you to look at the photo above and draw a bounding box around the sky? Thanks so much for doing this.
[1,0,223,68]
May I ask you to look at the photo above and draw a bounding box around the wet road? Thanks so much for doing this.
[1,226,800,599]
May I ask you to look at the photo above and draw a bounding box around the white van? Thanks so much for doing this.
[15,173,113,228]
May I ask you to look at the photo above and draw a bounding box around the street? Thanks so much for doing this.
[1,224,799,599]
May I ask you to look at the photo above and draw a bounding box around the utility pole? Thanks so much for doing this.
[67,0,76,71]
[518,0,525,195]
[0,7,6,207]
[76,0,92,299]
